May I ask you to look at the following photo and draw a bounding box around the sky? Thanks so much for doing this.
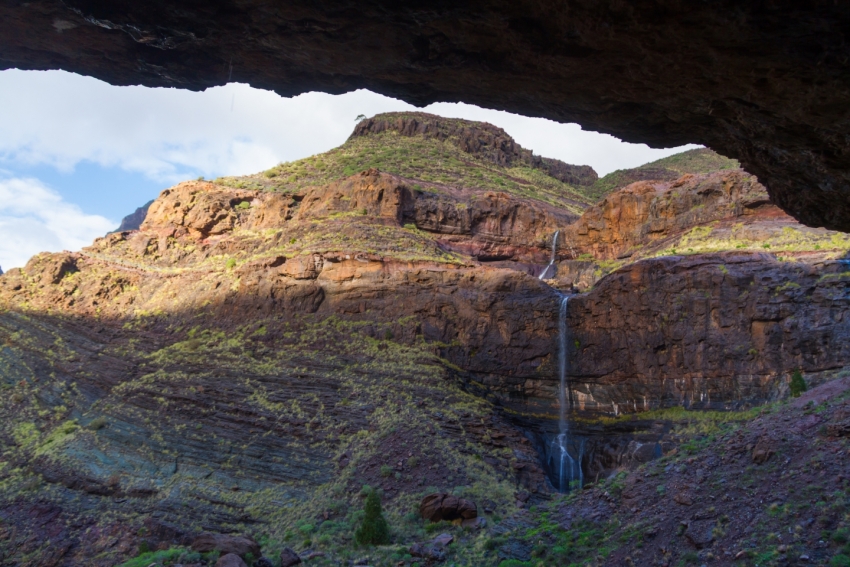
[0,69,699,270]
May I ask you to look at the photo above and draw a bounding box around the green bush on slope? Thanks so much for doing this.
[355,489,390,545]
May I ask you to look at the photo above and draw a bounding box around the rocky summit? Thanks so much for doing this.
[0,114,849,567]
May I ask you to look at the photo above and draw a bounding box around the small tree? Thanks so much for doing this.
[355,114,367,122]
[355,489,389,545]
[790,369,807,398]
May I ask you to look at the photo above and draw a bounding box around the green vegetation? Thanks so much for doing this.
[355,489,390,546]
[649,222,850,260]
[589,148,739,201]
[214,124,595,213]
[790,369,807,397]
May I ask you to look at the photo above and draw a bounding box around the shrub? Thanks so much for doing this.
[87,416,108,431]
[225,258,237,270]
[790,369,807,398]
[380,465,393,477]
[236,200,251,210]
[354,489,389,545]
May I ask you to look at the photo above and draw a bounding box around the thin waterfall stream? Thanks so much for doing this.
[549,294,584,491]
[537,230,585,491]
[538,230,560,280]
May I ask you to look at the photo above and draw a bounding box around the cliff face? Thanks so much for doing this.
[112,199,153,233]
[565,170,772,261]
[555,170,850,289]
[566,253,850,413]
[3,1,850,230]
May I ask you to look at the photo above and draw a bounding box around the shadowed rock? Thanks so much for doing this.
[420,493,477,522]
[191,533,261,559]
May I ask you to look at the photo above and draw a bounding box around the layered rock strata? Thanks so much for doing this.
[565,253,850,413]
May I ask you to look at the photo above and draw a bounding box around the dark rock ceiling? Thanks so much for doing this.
[2,0,849,231]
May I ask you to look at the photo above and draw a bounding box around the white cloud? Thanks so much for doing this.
[0,70,699,183]
[0,177,115,270]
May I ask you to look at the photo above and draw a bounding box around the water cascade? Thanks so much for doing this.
[538,230,560,280]
[548,294,585,491]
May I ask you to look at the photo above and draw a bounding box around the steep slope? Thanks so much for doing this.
[484,377,850,567]
[587,148,739,201]
[214,112,597,215]
[0,172,567,566]
[113,199,154,233]
[554,169,850,290]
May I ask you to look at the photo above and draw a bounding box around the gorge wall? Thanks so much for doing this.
[2,112,850,564]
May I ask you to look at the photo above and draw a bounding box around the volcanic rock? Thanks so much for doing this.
[419,493,477,522]
[191,534,260,559]
[215,554,248,567]
[409,543,447,562]
[113,200,153,233]
[684,520,715,549]
[278,548,302,567]
[566,253,850,412]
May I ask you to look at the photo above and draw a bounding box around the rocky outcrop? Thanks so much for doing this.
[565,253,850,413]
[555,170,850,289]
[419,493,478,523]
[564,170,773,261]
[3,2,850,230]
[140,171,574,265]
[352,113,598,186]
[191,534,261,559]
[113,200,153,233]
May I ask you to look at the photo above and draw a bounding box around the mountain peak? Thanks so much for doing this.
[351,112,599,187]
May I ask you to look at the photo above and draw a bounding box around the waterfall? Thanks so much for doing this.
[549,294,584,491]
[538,230,560,280]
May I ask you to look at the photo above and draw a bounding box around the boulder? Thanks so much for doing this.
[409,543,447,562]
[191,533,261,559]
[279,547,302,567]
[419,493,477,522]
[684,520,715,549]
[216,554,248,567]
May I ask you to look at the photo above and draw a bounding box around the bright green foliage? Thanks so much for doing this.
[355,489,390,546]
[790,369,807,398]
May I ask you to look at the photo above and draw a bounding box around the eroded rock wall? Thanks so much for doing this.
[565,253,850,413]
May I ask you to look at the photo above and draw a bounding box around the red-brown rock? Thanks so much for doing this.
[419,493,477,522]
[191,534,260,559]
[215,554,248,567]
